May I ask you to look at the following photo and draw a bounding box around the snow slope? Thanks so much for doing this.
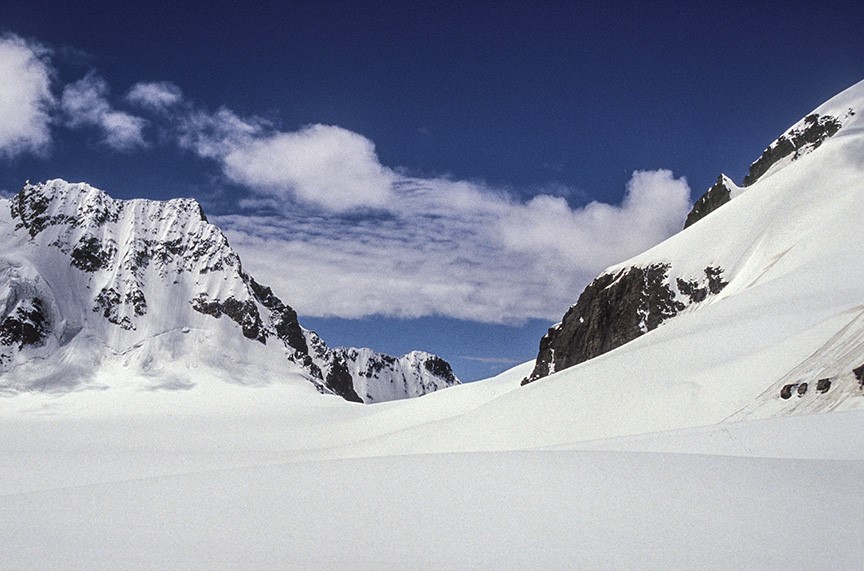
[2,444,861,570]
[2,80,864,568]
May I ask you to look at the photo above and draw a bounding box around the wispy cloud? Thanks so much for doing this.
[125,81,183,112]
[60,73,147,151]
[0,34,54,158]
[213,168,690,323]
[176,107,267,159]
[175,98,690,322]
[460,356,522,364]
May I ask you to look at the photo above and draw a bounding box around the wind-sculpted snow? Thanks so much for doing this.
[0,180,459,401]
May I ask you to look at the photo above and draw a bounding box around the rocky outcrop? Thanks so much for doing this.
[523,264,728,385]
[684,174,735,228]
[685,111,853,229]
[744,112,845,186]
[0,298,47,350]
[191,293,267,343]
[248,277,308,354]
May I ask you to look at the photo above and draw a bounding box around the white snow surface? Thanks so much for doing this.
[3,80,864,568]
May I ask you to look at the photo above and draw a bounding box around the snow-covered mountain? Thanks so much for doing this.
[0,180,459,402]
[523,78,864,406]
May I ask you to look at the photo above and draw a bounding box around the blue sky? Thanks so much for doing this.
[1,1,862,380]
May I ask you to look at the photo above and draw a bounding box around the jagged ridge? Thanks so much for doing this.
[0,180,459,402]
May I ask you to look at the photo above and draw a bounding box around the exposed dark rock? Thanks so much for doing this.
[816,378,831,394]
[325,355,363,403]
[780,384,795,399]
[191,294,266,343]
[854,364,864,388]
[10,185,53,236]
[70,236,115,272]
[684,175,733,228]
[424,356,458,385]
[676,277,707,304]
[676,267,727,305]
[797,382,808,397]
[523,264,730,385]
[93,287,136,330]
[523,264,684,384]
[248,277,308,353]
[10,182,121,236]
[0,298,47,349]
[704,266,728,294]
[744,113,843,186]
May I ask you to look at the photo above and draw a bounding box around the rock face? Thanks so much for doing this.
[683,174,737,228]
[0,180,460,402]
[743,112,845,186]
[523,264,726,384]
[684,110,853,229]
[854,365,864,388]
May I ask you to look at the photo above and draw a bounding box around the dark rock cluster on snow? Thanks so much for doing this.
[424,356,458,385]
[248,277,309,354]
[684,111,852,229]
[855,364,864,388]
[324,355,362,403]
[780,376,839,399]
[0,298,47,350]
[676,267,728,304]
[70,236,115,272]
[191,293,266,343]
[93,287,146,330]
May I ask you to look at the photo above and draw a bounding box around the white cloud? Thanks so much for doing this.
[222,124,396,212]
[177,107,266,159]
[60,74,147,150]
[214,169,691,323]
[125,81,183,111]
[498,169,691,267]
[0,34,54,158]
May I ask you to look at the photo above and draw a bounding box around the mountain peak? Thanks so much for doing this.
[0,180,459,402]
[743,79,863,187]
[683,173,741,228]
